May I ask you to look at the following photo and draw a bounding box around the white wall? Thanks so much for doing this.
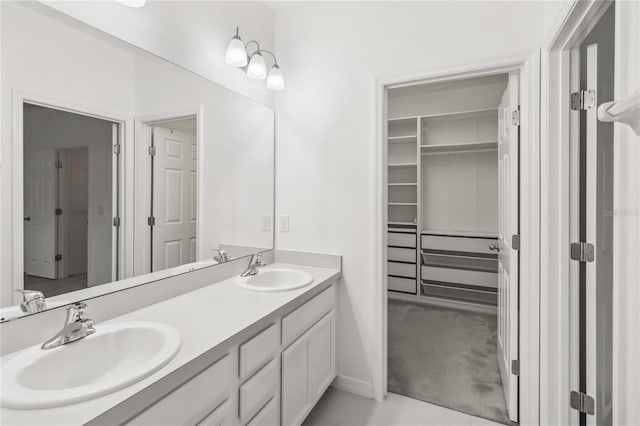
[42,0,276,107]
[273,1,545,395]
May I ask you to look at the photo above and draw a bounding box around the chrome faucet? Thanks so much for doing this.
[41,303,96,350]
[240,253,266,277]
[212,248,229,263]
[15,289,47,313]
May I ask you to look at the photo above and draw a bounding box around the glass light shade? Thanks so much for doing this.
[225,36,248,67]
[266,65,284,90]
[246,53,267,79]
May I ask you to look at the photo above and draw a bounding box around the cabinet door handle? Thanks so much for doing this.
[489,243,499,252]
[24,217,31,221]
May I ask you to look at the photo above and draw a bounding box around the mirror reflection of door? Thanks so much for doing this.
[22,103,119,297]
[149,118,197,272]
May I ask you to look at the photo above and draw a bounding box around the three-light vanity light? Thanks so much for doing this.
[225,27,284,91]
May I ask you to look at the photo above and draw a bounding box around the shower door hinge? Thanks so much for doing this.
[570,391,595,415]
[570,242,595,262]
[511,234,521,251]
[55,160,63,169]
[570,90,596,111]
[147,216,156,226]
[511,108,521,126]
[511,359,520,376]
[148,146,156,156]
[112,217,121,228]
[113,144,121,155]
[54,254,62,262]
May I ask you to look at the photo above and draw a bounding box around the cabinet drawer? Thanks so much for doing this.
[421,282,497,306]
[388,247,416,263]
[421,234,497,255]
[240,323,278,380]
[240,360,278,421]
[282,285,335,347]
[387,261,416,278]
[421,266,497,288]
[197,399,231,426]
[247,397,278,426]
[130,354,232,426]
[387,276,416,293]
[387,232,416,248]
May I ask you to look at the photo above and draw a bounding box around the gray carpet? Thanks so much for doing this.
[25,273,88,298]
[388,299,510,425]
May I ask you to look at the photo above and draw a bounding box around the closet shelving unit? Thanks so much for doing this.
[386,108,500,307]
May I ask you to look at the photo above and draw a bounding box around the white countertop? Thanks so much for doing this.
[0,263,340,426]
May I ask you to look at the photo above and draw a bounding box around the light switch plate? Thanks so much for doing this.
[279,215,290,232]
[261,214,272,231]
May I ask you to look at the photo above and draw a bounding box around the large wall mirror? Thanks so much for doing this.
[1,2,275,321]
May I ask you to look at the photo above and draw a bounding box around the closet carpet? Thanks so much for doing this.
[388,299,510,425]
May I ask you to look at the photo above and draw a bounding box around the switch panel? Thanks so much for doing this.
[262,214,272,231]
[279,215,290,233]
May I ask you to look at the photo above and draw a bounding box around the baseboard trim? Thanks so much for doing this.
[331,375,374,399]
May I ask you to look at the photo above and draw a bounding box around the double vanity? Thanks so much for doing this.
[0,254,341,426]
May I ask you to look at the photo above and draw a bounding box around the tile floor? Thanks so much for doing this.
[303,387,503,426]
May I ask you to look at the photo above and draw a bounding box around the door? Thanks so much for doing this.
[497,72,519,423]
[580,4,614,425]
[24,148,57,279]
[151,126,197,272]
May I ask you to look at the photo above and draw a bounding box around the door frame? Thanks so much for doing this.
[372,50,541,423]
[133,108,204,276]
[11,90,133,304]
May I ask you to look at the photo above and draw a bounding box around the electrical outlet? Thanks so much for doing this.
[279,215,290,232]
[261,214,272,231]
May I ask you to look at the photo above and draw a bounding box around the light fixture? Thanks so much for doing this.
[225,28,284,90]
[116,0,146,7]
[225,27,248,67]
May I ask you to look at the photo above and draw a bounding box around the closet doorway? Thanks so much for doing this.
[383,70,526,424]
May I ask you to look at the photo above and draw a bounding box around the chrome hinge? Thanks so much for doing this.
[570,90,596,111]
[570,391,595,415]
[570,242,595,262]
[147,216,156,226]
[112,217,121,227]
[55,160,63,169]
[511,234,521,251]
[511,108,521,126]
[113,144,121,155]
[148,146,156,156]
[511,359,520,376]
[54,254,62,262]
[55,208,63,216]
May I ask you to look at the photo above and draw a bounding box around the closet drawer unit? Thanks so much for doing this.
[387,232,416,248]
[387,261,416,278]
[421,252,497,273]
[282,285,335,347]
[246,397,278,426]
[129,354,232,425]
[240,323,278,380]
[388,247,416,263]
[387,276,416,293]
[239,360,278,422]
[421,234,498,255]
[421,266,497,288]
[421,282,497,306]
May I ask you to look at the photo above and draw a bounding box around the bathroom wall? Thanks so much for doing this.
[41,0,275,107]
[272,1,546,396]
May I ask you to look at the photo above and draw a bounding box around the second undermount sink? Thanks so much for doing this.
[1,321,181,409]
[235,268,314,292]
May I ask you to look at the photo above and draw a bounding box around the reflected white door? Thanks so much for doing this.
[497,72,519,423]
[24,149,57,279]
[151,126,197,272]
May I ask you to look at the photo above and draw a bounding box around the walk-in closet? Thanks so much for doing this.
[385,74,519,425]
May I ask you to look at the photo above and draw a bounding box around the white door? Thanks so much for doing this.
[151,126,197,272]
[24,149,57,279]
[497,72,519,423]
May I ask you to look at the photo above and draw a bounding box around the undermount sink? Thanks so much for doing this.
[1,321,181,409]
[235,268,313,292]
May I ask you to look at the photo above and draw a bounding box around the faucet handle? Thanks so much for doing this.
[15,289,44,300]
[65,302,88,324]
[15,289,46,313]
[254,253,266,266]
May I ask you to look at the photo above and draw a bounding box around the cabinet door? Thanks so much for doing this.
[308,313,335,403]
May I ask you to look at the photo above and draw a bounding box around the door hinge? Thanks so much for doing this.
[148,145,156,156]
[112,217,121,227]
[511,234,521,251]
[54,254,62,262]
[55,208,63,216]
[570,391,595,415]
[570,90,596,111]
[147,216,156,226]
[570,242,595,262]
[511,359,520,376]
[113,144,121,155]
[55,160,63,169]
[511,108,521,126]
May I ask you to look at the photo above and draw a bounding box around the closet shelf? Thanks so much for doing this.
[388,135,418,143]
[420,141,498,155]
[388,182,418,186]
[388,221,417,226]
[388,162,417,168]
[421,229,498,238]
[388,202,418,206]
[387,116,418,123]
